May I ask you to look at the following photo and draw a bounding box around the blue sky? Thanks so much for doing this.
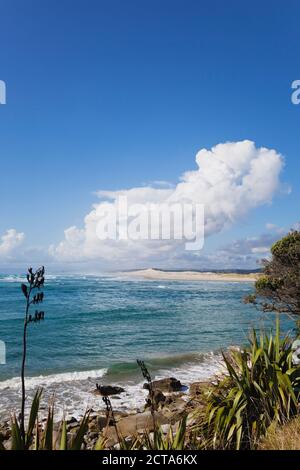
[0,0,299,270]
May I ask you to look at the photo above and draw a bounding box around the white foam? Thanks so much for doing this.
[0,275,26,283]
[154,352,225,384]
[0,353,225,422]
[0,274,58,283]
[0,368,107,391]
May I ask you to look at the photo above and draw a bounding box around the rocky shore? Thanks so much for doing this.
[72,376,214,448]
[0,375,219,449]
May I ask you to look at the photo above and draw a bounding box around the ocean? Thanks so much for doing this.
[0,273,294,421]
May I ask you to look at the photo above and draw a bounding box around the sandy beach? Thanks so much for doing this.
[125,268,260,282]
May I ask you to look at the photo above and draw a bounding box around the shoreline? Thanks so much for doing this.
[0,351,224,423]
[123,268,260,282]
[0,368,225,449]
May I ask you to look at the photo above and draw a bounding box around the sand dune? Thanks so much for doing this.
[126,268,260,282]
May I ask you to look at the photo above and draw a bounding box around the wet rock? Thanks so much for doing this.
[67,416,78,424]
[92,385,125,396]
[143,377,183,393]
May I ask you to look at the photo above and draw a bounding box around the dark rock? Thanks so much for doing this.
[92,385,125,396]
[67,416,78,424]
[67,421,80,431]
[143,377,183,393]
[145,389,166,410]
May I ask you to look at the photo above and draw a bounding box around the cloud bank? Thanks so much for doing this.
[49,140,284,268]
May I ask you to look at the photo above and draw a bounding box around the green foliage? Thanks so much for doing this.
[248,230,300,315]
[10,389,42,450]
[194,318,300,449]
[69,412,90,450]
[26,388,43,446]
[10,414,24,450]
[255,276,283,292]
[59,420,67,450]
[4,390,90,451]
[271,231,300,263]
[93,435,108,450]
[42,405,54,450]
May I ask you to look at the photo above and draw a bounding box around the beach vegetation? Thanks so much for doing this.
[193,318,300,449]
[5,389,90,450]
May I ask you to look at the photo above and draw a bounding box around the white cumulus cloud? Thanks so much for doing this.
[0,229,25,260]
[50,140,285,268]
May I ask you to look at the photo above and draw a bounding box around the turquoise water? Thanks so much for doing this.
[0,274,294,419]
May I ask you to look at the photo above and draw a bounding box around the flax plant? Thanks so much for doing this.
[19,266,45,446]
[137,359,156,429]
[194,318,300,449]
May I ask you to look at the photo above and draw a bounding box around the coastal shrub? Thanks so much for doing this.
[245,230,300,316]
[193,318,300,449]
